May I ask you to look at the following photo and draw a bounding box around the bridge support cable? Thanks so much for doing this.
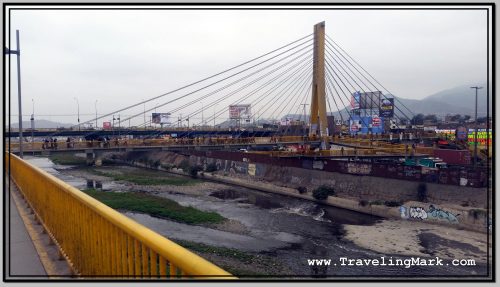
[171,56,314,139]
[272,72,313,130]
[324,53,370,129]
[203,61,313,139]
[120,43,314,125]
[264,70,313,125]
[247,71,313,138]
[186,57,311,139]
[325,72,356,130]
[125,52,314,139]
[325,40,413,125]
[324,74,345,126]
[170,52,313,127]
[45,34,313,138]
[150,58,313,140]
[326,35,415,120]
[280,81,314,136]
[244,67,313,129]
[138,52,314,139]
[325,49,410,127]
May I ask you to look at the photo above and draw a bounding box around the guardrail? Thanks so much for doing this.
[6,153,235,279]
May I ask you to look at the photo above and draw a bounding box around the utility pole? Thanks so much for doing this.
[471,86,482,167]
[5,30,23,157]
[73,97,80,131]
[31,98,34,143]
[300,103,309,136]
[94,100,98,129]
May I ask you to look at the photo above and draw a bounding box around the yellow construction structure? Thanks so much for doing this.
[309,21,328,138]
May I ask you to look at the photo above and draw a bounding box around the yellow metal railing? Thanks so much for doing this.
[6,153,235,279]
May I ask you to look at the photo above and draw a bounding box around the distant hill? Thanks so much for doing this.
[9,119,73,129]
[329,83,491,120]
[423,83,490,116]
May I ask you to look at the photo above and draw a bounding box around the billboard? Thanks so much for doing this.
[379,98,394,117]
[103,122,111,130]
[351,91,360,109]
[152,113,172,124]
[349,115,385,134]
[467,129,492,146]
[229,104,252,119]
[351,91,383,109]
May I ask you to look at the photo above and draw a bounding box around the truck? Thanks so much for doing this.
[404,157,447,169]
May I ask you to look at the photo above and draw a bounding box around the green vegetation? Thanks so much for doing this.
[82,189,225,224]
[312,185,335,200]
[188,165,203,178]
[173,239,254,263]
[205,162,218,173]
[91,169,199,186]
[297,186,307,194]
[49,153,87,165]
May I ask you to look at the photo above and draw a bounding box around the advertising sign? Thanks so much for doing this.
[379,98,394,117]
[372,115,381,127]
[349,115,385,134]
[436,129,456,140]
[359,91,382,109]
[467,129,492,146]
[152,113,172,124]
[456,126,467,140]
[103,122,111,130]
[351,91,360,109]
[229,104,252,119]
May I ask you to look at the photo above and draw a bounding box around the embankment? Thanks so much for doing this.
[106,150,490,233]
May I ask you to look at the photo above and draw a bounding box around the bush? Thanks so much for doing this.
[370,200,384,205]
[205,162,218,172]
[417,183,428,202]
[178,159,190,172]
[359,199,369,207]
[312,185,335,200]
[188,166,203,178]
[297,186,307,194]
[384,200,402,207]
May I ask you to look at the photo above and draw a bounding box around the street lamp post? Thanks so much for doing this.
[5,30,23,157]
[94,100,98,129]
[31,98,35,143]
[73,97,80,131]
[471,86,482,167]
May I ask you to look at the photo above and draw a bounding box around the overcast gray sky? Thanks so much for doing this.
[7,7,488,126]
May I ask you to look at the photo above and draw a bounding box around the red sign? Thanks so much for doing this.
[103,122,111,130]
[372,116,381,127]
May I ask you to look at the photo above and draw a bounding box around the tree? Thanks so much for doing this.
[423,114,438,123]
[410,114,424,125]
[463,115,471,122]
[449,114,462,122]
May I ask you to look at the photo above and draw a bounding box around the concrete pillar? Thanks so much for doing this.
[86,152,95,166]
[94,152,102,166]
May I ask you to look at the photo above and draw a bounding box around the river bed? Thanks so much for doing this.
[25,156,489,278]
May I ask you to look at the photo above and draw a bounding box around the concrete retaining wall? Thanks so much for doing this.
[112,151,490,233]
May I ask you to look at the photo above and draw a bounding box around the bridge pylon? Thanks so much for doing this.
[309,22,329,144]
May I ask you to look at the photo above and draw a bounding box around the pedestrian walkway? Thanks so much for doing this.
[6,181,46,279]
[6,180,73,280]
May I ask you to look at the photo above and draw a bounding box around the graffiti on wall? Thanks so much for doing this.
[347,163,372,175]
[400,204,460,224]
[248,163,256,176]
[427,205,460,223]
